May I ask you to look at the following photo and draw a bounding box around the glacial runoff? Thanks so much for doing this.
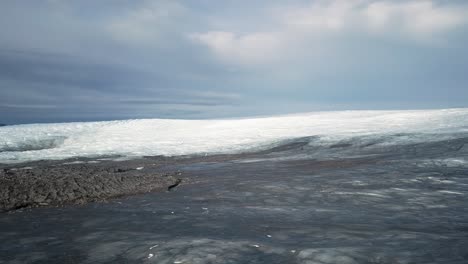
[1,108,468,164]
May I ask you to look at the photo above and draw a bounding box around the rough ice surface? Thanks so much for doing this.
[1,108,468,163]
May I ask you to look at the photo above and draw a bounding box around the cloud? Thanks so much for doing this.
[106,1,188,45]
[0,0,467,123]
[189,31,284,65]
[281,0,467,34]
[119,91,241,107]
[0,104,57,109]
[364,1,467,35]
[0,48,241,123]
[280,0,363,31]
[191,0,468,65]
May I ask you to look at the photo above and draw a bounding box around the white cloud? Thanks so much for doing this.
[190,31,284,65]
[107,1,187,45]
[191,0,468,65]
[365,1,467,35]
[280,0,365,32]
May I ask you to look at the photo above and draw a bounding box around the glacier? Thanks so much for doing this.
[1,108,468,164]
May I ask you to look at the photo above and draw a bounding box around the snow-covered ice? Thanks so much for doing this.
[1,108,467,163]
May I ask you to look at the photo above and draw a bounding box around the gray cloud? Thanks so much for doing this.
[0,0,468,124]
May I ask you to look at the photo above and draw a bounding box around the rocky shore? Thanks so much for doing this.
[0,160,182,212]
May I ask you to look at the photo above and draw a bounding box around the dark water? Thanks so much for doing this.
[1,134,468,263]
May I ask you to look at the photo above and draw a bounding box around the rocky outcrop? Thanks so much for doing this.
[0,164,180,212]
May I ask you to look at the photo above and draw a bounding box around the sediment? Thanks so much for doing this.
[0,161,181,212]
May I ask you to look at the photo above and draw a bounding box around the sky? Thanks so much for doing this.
[1,0,468,124]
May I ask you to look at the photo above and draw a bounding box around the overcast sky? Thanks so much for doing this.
[1,0,468,124]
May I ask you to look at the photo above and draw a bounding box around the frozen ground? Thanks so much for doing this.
[1,131,468,263]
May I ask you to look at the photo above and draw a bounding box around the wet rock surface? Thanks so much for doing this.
[0,160,182,212]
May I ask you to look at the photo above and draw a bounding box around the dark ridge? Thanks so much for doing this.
[330,143,353,148]
[267,141,309,152]
[258,137,315,154]
[11,203,33,211]
[0,124,6,127]
[114,168,137,173]
[168,178,182,191]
